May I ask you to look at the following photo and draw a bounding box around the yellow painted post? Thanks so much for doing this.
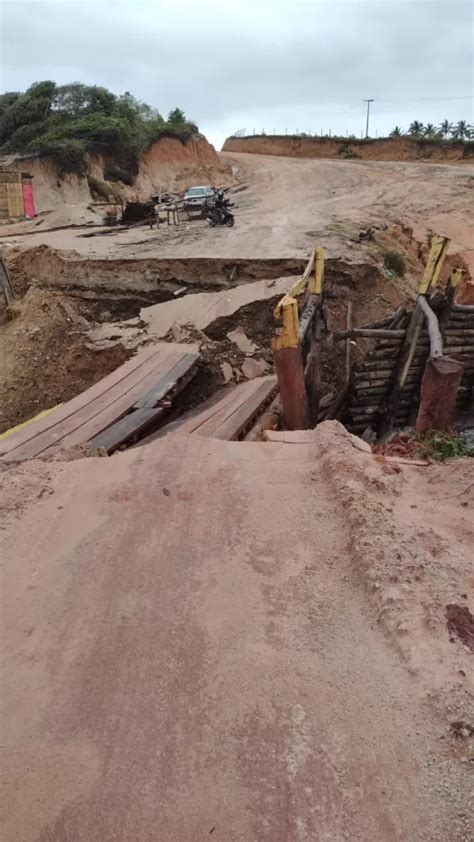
[272,294,309,429]
[273,294,300,350]
[308,245,324,295]
[418,234,450,295]
[449,268,463,290]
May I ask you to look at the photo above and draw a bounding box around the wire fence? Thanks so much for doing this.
[233,128,372,139]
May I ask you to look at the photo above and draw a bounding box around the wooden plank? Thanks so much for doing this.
[1,345,198,461]
[187,381,260,438]
[6,181,24,217]
[213,377,278,440]
[170,377,277,440]
[0,345,162,457]
[133,352,199,408]
[47,360,182,454]
[90,407,165,453]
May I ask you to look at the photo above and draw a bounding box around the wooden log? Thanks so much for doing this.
[326,387,348,421]
[335,327,405,341]
[378,301,424,435]
[416,356,464,434]
[299,295,318,341]
[389,307,408,329]
[418,296,443,357]
[345,301,353,385]
[453,303,474,313]
[439,269,463,333]
[444,344,474,354]
[304,302,322,425]
[359,314,397,330]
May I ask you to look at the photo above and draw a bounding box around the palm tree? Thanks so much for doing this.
[424,123,437,138]
[389,126,402,137]
[440,119,452,138]
[452,120,468,140]
[408,120,424,136]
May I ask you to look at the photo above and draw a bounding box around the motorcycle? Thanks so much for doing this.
[206,195,235,227]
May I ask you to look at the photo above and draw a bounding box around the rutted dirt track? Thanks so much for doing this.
[1,149,474,842]
[2,153,473,270]
[1,425,472,841]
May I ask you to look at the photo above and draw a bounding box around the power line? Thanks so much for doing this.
[377,95,474,103]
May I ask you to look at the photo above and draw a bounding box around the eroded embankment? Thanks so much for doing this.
[5,247,307,319]
[223,135,474,164]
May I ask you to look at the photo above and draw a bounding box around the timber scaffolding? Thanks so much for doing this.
[273,236,474,437]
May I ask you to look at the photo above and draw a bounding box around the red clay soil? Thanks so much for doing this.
[223,135,474,164]
[0,287,129,433]
[1,423,472,841]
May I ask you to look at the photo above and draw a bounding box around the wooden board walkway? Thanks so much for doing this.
[0,343,199,462]
[160,376,278,441]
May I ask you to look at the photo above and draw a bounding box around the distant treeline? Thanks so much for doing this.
[0,81,197,182]
[231,119,473,142]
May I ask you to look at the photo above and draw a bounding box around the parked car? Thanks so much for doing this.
[183,185,215,210]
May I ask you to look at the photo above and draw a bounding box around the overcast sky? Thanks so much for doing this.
[1,0,473,148]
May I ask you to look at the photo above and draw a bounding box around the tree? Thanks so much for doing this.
[168,107,186,124]
[389,126,402,137]
[452,120,468,140]
[0,81,199,178]
[408,120,424,136]
[424,123,437,138]
[439,119,452,138]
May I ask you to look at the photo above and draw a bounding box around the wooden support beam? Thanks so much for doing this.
[439,269,463,333]
[453,303,474,313]
[418,234,450,295]
[335,328,405,341]
[345,301,353,386]
[273,294,309,430]
[418,296,443,358]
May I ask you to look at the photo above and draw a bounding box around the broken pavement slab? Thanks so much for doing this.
[241,357,270,379]
[227,327,258,355]
[139,275,295,339]
[220,362,234,383]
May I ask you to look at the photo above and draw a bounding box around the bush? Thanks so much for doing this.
[383,249,406,276]
[103,162,134,185]
[0,81,199,184]
[31,139,88,174]
[420,431,474,461]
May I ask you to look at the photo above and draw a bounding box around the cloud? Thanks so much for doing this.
[1,0,472,146]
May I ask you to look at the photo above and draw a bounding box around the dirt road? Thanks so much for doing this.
[1,424,472,841]
[2,153,473,269]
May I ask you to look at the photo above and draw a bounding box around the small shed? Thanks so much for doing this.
[0,171,36,220]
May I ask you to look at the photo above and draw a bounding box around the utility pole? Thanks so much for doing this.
[364,98,374,138]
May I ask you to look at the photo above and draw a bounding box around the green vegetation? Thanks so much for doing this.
[382,249,406,277]
[0,82,198,180]
[420,431,474,461]
[404,119,473,140]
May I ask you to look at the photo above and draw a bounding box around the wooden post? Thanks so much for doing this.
[415,357,464,433]
[302,246,324,425]
[439,268,463,333]
[418,296,443,357]
[379,235,450,435]
[345,301,353,385]
[273,294,309,430]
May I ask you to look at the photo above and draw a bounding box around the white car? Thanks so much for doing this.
[183,185,215,209]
